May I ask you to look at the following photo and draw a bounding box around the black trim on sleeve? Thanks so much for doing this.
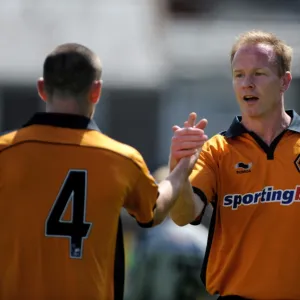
[137,219,154,228]
[130,204,156,228]
[190,187,208,225]
[189,187,218,288]
[200,200,217,287]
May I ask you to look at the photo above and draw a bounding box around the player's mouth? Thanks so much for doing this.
[243,95,259,102]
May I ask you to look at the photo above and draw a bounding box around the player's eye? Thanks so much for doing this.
[255,72,264,76]
[234,73,243,78]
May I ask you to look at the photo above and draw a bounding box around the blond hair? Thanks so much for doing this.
[230,30,293,76]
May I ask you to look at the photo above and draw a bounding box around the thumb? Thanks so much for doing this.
[172,125,181,133]
[195,119,208,130]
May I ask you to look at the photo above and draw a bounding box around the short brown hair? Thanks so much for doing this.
[43,43,102,97]
[230,30,293,76]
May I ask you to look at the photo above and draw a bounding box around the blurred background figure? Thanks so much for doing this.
[124,165,215,300]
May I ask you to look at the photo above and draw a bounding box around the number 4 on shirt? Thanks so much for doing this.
[45,170,92,259]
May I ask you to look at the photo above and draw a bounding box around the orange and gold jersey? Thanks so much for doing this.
[190,110,300,300]
[0,113,158,300]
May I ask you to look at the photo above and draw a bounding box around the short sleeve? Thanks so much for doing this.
[124,152,159,228]
[189,141,218,225]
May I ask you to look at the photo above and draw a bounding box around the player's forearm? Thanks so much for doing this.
[153,159,189,226]
[170,180,205,226]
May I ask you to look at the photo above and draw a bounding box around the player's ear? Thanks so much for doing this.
[89,80,102,104]
[37,78,48,102]
[281,71,292,93]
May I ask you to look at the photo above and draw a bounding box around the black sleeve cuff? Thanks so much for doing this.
[136,220,154,228]
[190,187,208,226]
[130,204,156,228]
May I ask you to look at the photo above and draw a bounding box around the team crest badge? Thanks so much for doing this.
[294,154,300,173]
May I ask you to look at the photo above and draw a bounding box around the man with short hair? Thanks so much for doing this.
[169,30,300,299]
[0,43,207,300]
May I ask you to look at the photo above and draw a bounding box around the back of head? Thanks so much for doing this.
[43,43,102,99]
[230,30,293,76]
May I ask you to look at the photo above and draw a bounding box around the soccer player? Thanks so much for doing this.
[169,30,300,299]
[0,43,208,300]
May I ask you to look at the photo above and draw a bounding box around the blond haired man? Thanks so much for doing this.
[169,30,300,299]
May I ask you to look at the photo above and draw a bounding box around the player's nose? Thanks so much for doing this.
[242,76,255,89]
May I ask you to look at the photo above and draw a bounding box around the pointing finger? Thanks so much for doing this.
[187,112,197,127]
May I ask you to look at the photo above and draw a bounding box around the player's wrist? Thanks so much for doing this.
[168,155,178,172]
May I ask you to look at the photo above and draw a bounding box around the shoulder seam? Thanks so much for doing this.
[0,139,146,173]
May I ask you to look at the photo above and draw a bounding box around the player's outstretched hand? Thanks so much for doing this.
[169,112,208,172]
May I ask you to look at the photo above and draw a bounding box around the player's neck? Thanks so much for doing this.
[46,99,93,119]
[241,108,291,146]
